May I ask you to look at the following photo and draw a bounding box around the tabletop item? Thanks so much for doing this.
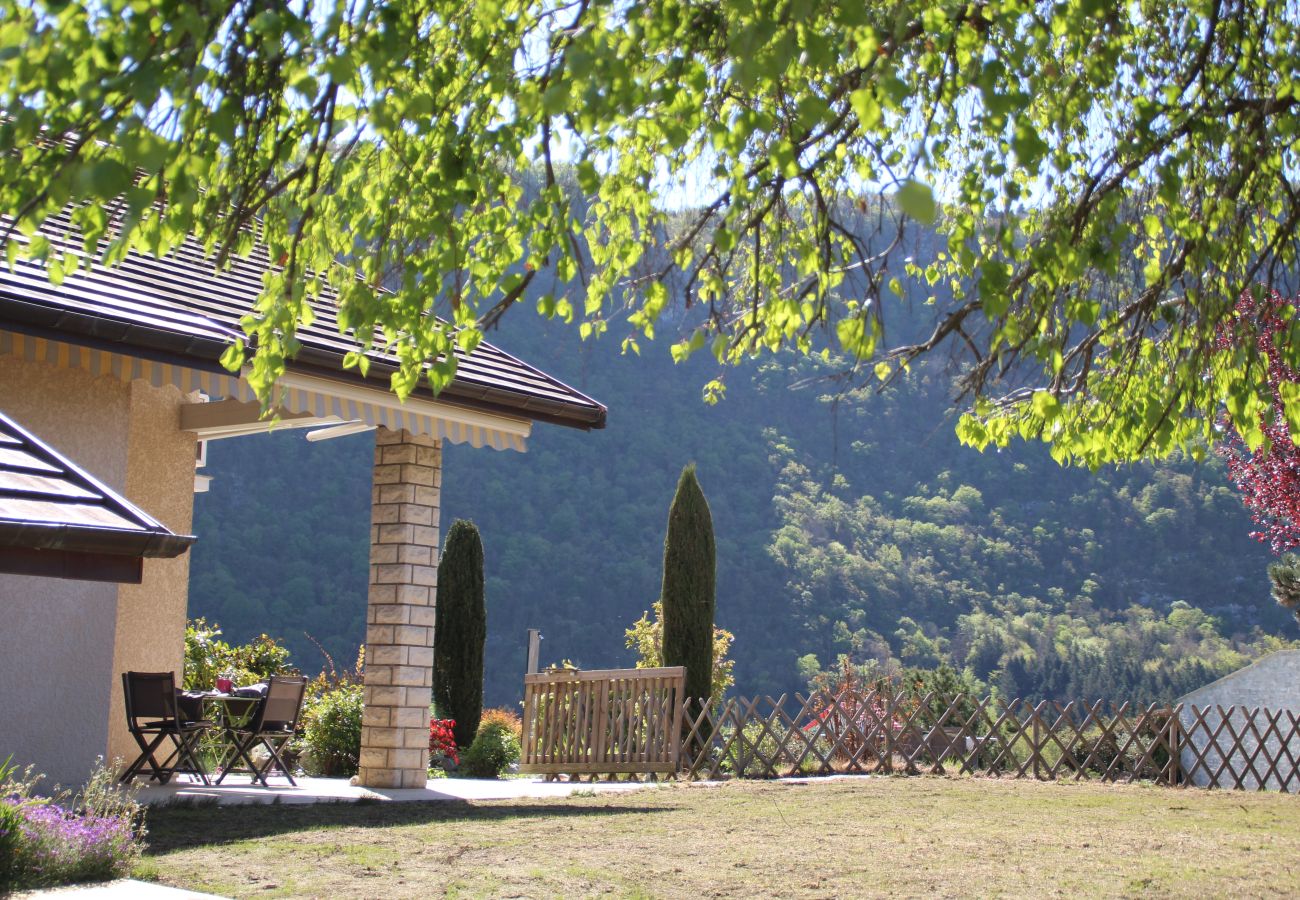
[216,673,233,694]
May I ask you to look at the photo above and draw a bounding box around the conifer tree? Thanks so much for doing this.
[434,519,486,748]
[1268,554,1300,626]
[661,465,716,715]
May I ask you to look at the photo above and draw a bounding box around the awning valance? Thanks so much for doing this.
[0,330,530,452]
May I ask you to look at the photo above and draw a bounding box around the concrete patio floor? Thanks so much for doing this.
[135,773,664,806]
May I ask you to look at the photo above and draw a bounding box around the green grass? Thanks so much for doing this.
[140,776,1300,898]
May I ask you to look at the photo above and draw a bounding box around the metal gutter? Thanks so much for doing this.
[0,520,195,558]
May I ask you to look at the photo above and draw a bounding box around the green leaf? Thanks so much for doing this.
[1281,382,1300,442]
[77,159,131,201]
[896,181,937,225]
[849,88,882,130]
[1031,391,1061,422]
[219,341,246,374]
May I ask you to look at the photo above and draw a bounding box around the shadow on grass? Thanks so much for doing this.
[143,799,674,854]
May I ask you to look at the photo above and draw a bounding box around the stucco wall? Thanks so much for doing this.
[106,379,198,769]
[0,354,196,789]
[1177,651,1300,791]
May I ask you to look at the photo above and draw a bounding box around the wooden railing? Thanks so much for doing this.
[674,687,1300,792]
[520,666,685,777]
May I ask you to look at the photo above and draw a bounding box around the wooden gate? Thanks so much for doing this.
[520,666,685,777]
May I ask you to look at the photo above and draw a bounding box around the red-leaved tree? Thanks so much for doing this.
[1216,288,1300,553]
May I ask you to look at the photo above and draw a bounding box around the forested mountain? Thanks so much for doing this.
[189,307,1298,708]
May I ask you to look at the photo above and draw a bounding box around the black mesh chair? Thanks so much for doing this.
[119,671,212,785]
[216,675,308,787]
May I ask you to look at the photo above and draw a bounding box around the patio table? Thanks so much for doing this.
[198,692,262,777]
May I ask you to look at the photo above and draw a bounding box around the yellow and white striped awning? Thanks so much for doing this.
[0,330,530,452]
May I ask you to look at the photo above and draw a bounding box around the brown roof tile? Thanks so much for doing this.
[0,209,606,430]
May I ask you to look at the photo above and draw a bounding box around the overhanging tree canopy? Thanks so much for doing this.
[2,0,1298,465]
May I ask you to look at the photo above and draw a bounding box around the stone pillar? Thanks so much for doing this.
[358,427,441,789]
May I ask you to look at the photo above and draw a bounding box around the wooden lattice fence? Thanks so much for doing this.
[677,687,1300,792]
[520,666,685,777]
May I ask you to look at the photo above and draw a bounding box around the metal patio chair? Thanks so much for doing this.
[119,671,212,785]
[216,674,308,787]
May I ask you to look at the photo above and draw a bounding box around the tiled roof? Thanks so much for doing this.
[0,408,194,560]
[0,208,606,430]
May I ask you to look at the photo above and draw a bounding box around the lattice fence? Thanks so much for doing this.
[676,687,1300,792]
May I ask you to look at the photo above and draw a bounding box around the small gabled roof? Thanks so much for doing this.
[1176,650,1300,705]
[0,207,606,432]
[0,408,194,583]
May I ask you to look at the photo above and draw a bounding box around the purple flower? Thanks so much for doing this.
[3,797,140,889]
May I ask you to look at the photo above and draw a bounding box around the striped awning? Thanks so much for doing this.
[0,330,530,452]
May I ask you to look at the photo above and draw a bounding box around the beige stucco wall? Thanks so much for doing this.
[106,379,198,770]
[0,353,196,789]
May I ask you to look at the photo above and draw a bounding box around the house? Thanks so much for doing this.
[0,205,605,789]
[1176,650,1300,791]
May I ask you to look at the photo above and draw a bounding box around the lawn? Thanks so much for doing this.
[140,776,1300,898]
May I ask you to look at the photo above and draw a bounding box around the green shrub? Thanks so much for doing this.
[0,796,22,892]
[720,723,829,778]
[183,618,294,690]
[300,683,364,776]
[460,721,521,779]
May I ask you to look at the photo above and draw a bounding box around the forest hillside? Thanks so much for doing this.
[190,308,1297,707]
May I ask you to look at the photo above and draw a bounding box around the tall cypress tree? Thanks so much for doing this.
[661,464,716,714]
[434,518,486,748]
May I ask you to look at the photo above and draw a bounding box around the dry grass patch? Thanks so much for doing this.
[141,777,1300,898]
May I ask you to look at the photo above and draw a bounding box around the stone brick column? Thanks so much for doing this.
[358,427,441,789]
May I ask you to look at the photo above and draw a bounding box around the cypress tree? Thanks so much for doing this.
[434,519,486,748]
[660,464,716,714]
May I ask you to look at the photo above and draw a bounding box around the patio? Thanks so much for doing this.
[134,774,658,807]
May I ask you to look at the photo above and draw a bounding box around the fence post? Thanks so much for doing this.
[1168,705,1181,787]
[526,629,541,675]
[882,682,894,773]
[1032,705,1041,780]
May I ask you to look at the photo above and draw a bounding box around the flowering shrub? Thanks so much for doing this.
[429,718,459,771]
[800,660,914,765]
[0,757,145,892]
[1215,289,1300,552]
[478,707,523,745]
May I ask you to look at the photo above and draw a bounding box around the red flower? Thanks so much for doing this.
[429,717,459,765]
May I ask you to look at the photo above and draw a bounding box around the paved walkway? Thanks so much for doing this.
[135,773,661,806]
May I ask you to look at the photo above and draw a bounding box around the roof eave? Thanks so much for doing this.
[1,294,609,431]
[0,520,196,559]
[288,345,608,431]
